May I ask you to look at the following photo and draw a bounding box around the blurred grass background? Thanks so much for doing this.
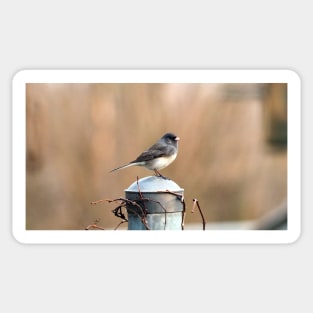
[26,83,287,230]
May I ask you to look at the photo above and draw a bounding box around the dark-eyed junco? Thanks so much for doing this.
[110,132,180,178]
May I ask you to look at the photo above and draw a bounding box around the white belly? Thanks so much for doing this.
[146,153,177,170]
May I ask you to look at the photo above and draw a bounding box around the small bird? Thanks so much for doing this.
[110,132,180,178]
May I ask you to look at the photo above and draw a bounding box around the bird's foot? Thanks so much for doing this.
[154,170,170,180]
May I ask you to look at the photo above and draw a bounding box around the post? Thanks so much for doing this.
[125,176,184,230]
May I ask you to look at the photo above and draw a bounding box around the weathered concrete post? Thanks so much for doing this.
[125,176,184,230]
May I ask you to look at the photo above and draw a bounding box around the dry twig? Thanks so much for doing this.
[85,219,105,230]
[192,198,206,230]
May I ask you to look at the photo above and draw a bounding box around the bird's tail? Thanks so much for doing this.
[109,162,137,173]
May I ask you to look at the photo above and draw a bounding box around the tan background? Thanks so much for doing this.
[26,83,287,230]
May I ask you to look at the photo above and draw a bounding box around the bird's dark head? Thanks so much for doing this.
[162,132,180,145]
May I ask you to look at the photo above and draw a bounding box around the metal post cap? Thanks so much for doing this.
[125,176,185,230]
[125,176,183,193]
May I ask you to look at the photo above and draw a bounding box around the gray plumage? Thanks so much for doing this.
[110,132,180,177]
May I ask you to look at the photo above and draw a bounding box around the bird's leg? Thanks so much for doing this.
[154,169,161,176]
[154,169,169,180]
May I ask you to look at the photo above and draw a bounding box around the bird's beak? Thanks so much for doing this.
[175,136,180,141]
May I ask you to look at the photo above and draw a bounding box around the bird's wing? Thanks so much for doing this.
[133,139,177,162]
[132,148,166,163]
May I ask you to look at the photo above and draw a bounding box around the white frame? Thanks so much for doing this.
[12,69,301,244]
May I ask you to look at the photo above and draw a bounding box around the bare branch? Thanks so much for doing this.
[85,219,105,230]
[192,198,206,231]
